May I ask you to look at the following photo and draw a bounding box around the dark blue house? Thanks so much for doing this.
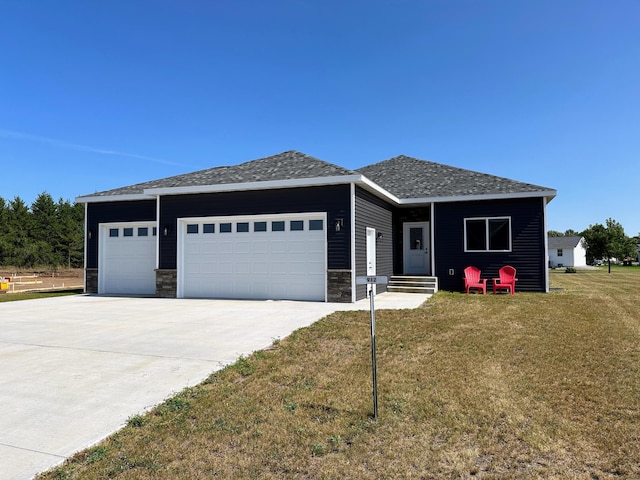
[77,151,556,302]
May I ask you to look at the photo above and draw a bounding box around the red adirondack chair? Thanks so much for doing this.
[493,265,518,295]
[464,266,487,294]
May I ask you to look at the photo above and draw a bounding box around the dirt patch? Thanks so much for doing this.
[0,268,84,293]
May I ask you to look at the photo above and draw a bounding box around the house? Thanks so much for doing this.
[548,236,587,268]
[77,151,557,302]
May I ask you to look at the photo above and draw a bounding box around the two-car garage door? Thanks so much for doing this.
[178,213,327,301]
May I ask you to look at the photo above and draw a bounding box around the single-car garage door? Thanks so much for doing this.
[178,213,326,301]
[98,222,157,295]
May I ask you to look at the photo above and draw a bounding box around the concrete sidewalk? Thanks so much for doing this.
[0,292,429,479]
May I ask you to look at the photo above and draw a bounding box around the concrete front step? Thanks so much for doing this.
[387,275,438,294]
[387,286,436,294]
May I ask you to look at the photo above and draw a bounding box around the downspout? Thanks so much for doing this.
[430,203,436,278]
[83,202,88,293]
[351,182,357,302]
[543,197,550,292]
[155,195,161,270]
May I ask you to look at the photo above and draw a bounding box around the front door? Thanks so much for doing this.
[403,222,430,275]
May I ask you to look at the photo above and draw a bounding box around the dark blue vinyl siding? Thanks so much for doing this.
[86,200,156,268]
[434,198,547,292]
[158,185,351,270]
[355,187,394,300]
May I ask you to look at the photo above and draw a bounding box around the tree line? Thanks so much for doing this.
[0,192,84,269]
[549,218,639,267]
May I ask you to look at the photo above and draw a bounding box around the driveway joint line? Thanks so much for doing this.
[0,442,66,459]
[0,341,223,363]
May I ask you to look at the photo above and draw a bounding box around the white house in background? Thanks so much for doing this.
[548,236,587,268]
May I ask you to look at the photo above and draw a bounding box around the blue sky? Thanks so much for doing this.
[1,1,639,236]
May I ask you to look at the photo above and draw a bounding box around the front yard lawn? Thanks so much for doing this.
[40,268,640,479]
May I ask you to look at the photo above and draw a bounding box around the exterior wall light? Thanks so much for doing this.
[335,218,344,232]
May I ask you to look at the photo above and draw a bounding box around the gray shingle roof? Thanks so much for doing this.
[80,151,356,197]
[356,155,553,199]
[79,151,555,202]
[548,236,583,249]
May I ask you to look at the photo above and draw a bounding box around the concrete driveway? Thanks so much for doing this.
[0,292,429,479]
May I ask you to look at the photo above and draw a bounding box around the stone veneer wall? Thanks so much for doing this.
[85,268,98,293]
[155,269,177,298]
[327,269,352,303]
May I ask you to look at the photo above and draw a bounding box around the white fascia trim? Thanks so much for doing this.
[356,175,401,204]
[75,193,155,204]
[398,190,557,205]
[144,175,365,196]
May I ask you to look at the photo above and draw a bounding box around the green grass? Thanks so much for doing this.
[0,289,83,302]
[39,268,640,479]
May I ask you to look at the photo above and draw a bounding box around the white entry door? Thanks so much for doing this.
[403,222,430,275]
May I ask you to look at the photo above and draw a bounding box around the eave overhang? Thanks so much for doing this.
[76,176,556,207]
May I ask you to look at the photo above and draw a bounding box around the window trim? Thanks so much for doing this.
[464,216,512,252]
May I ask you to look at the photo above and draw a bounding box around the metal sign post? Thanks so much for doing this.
[356,275,388,420]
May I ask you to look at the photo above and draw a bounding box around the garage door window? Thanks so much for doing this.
[187,224,199,234]
[290,220,304,231]
[309,219,324,231]
[220,223,232,233]
[272,221,285,232]
[254,221,267,232]
[138,227,148,236]
[109,228,119,237]
[123,228,134,237]
[203,224,215,234]
[237,222,249,233]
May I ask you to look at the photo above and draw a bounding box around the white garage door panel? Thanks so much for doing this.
[180,215,326,301]
[99,223,156,295]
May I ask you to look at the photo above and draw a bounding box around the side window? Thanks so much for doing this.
[465,217,511,252]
